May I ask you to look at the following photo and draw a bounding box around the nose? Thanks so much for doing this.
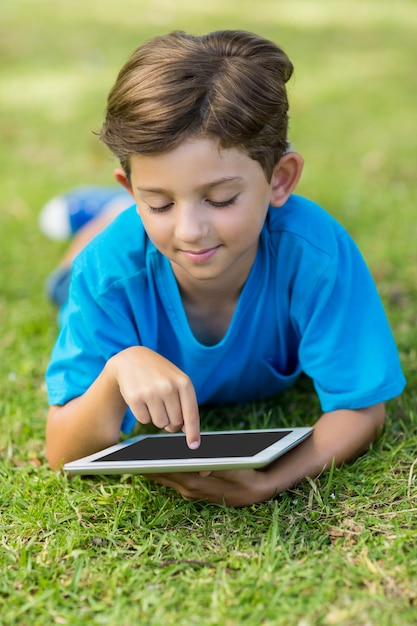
[174,203,209,244]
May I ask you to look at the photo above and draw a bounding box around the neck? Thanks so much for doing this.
[172,271,244,346]
[171,264,249,307]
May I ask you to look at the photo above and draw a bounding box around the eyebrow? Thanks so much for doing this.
[136,176,244,194]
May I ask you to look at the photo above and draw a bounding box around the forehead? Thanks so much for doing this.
[129,138,265,189]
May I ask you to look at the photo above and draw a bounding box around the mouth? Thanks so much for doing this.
[180,245,221,263]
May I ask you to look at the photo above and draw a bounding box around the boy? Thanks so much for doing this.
[45,30,405,506]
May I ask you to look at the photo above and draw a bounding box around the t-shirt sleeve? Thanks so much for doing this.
[45,259,139,433]
[294,229,405,411]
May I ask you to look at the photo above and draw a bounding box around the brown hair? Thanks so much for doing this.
[100,30,293,181]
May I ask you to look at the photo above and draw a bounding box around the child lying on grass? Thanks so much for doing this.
[45,29,405,506]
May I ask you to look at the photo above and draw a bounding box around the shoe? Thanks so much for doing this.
[39,186,133,240]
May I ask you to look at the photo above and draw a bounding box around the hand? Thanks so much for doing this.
[108,346,200,449]
[149,468,276,507]
[148,404,386,506]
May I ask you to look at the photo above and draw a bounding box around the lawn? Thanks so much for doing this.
[1,0,416,624]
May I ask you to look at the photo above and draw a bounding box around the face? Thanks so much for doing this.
[127,138,274,294]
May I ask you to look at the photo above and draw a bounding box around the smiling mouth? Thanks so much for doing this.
[180,246,221,262]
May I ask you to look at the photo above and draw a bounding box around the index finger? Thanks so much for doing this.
[178,379,200,449]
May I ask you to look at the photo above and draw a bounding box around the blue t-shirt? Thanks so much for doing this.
[46,194,405,433]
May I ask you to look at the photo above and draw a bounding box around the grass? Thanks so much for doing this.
[1,0,417,624]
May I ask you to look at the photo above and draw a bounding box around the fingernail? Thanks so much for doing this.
[189,440,200,450]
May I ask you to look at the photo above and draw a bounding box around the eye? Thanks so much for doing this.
[145,202,173,214]
[208,194,239,208]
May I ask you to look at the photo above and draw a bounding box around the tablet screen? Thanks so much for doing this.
[93,430,291,462]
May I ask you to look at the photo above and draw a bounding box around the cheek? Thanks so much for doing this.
[149,224,171,247]
[231,200,269,235]
[220,213,264,245]
[137,212,167,246]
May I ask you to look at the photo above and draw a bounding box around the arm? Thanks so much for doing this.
[149,403,385,507]
[46,346,200,469]
[262,403,385,494]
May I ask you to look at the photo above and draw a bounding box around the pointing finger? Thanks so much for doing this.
[178,378,200,449]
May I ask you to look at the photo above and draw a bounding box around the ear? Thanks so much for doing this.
[113,167,135,198]
[269,152,304,207]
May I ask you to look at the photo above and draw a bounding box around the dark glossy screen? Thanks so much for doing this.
[93,431,290,462]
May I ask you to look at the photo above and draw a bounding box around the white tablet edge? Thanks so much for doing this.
[63,427,313,475]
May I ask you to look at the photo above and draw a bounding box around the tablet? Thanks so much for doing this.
[63,427,313,475]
